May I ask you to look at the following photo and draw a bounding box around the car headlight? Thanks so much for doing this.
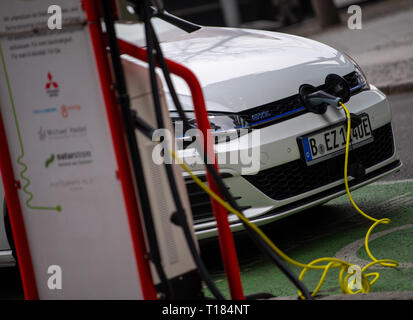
[171,112,250,145]
[354,65,369,91]
[344,52,370,91]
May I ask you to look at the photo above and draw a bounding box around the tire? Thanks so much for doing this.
[3,201,17,261]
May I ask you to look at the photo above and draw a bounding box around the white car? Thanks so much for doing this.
[117,13,401,239]
[0,13,401,263]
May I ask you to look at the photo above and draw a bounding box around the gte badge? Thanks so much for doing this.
[251,110,271,122]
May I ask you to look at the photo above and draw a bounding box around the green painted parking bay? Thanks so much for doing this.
[202,180,413,298]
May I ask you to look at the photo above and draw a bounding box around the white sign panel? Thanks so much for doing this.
[0,0,144,299]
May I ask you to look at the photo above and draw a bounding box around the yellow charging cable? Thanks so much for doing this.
[169,101,398,299]
[340,101,398,269]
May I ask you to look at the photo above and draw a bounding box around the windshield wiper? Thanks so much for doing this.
[150,6,201,33]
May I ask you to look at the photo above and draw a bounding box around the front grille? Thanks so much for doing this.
[238,71,363,129]
[185,124,394,222]
[243,124,394,200]
[240,95,306,129]
[184,173,231,224]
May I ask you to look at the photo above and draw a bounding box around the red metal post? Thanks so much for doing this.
[118,39,245,300]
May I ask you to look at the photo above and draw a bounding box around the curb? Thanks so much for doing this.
[377,80,413,95]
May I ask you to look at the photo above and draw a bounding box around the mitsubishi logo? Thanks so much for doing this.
[45,72,59,97]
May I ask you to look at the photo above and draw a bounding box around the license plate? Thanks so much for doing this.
[299,114,373,166]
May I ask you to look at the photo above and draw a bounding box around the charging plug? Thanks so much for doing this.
[305,90,342,108]
[300,84,342,114]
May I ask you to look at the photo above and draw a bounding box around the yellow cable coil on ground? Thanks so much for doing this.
[170,101,398,299]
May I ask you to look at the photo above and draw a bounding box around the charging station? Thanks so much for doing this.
[0,0,246,300]
[122,55,203,297]
[0,0,157,299]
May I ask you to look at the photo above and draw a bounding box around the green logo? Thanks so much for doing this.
[45,154,55,168]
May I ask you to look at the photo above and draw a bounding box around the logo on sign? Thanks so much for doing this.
[45,150,93,168]
[45,154,55,168]
[44,151,92,168]
[45,72,59,97]
[38,125,87,141]
[38,127,47,141]
[61,104,81,118]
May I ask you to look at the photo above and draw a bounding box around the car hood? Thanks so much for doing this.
[160,27,355,113]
